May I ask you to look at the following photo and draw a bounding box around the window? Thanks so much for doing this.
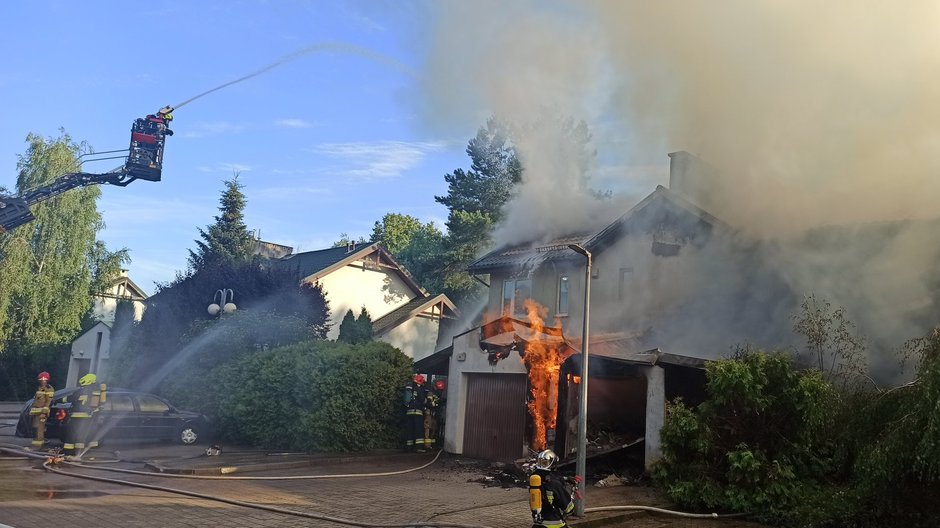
[501,278,532,317]
[619,267,633,300]
[557,275,569,315]
[137,395,170,413]
[106,394,134,412]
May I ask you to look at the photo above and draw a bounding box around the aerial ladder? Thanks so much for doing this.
[0,106,175,233]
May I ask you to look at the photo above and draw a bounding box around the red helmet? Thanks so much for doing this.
[434,379,446,391]
[37,372,50,381]
[413,374,425,385]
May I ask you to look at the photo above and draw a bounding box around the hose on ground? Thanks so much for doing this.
[584,504,748,518]
[61,449,444,480]
[42,459,495,528]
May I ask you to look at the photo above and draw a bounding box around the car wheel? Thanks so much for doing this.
[179,425,199,445]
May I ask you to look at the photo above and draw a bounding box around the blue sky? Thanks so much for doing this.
[0,1,483,293]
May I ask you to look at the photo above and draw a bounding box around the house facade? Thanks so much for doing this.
[66,269,147,387]
[274,242,458,362]
[419,151,748,466]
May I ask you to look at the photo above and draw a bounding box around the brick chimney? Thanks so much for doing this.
[667,150,718,211]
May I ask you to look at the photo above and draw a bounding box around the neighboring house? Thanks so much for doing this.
[418,151,767,466]
[66,269,148,387]
[274,242,458,362]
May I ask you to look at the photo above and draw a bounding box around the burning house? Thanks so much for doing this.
[416,151,741,466]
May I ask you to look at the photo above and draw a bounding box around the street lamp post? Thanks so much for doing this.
[568,243,591,517]
[207,288,236,316]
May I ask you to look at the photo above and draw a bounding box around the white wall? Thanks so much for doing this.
[67,325,111,388]
[381,312,441,361]
[317,260,415,340]
[443,329,528,454]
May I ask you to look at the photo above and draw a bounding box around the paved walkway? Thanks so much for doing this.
[0,431,765,528]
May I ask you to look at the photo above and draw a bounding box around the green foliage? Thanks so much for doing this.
[155,309,313,418]
[654,351,836,523]
[110,258,330,388]
[338,307,373,345]
[214,340,413,452]
[792,294,867,384]
[0,132,127,399]
[187,176,255,272]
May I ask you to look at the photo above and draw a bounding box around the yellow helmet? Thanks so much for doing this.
[79,373,97,386]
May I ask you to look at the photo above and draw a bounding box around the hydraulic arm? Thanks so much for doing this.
[0,106,174,233]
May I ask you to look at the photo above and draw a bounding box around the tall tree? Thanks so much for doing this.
[0,132,128,398]
[371,213,425,255]
[187,175,255,272]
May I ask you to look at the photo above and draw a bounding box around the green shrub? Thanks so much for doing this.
[214,339,412,452]
[653,351,836,523]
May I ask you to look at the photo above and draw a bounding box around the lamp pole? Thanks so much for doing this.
[207,288,236,316]
[568,243,591,517]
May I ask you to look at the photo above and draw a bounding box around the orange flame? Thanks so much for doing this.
[521,299,570,451]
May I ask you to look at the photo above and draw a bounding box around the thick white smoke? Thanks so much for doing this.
[415,0,940,377]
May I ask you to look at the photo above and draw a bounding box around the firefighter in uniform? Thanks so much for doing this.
[529,449,579,528]
[403,374,428,452]
[29,372,55,449]
[423,379,444,449]
[63,373,103,458]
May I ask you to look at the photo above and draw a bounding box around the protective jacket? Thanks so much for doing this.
[529,469,575,528]
[29,384,55,447]
[403,381,428,450]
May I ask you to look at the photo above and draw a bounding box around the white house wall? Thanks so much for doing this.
[67,325,111,387]
[318,260,416,340]
[443,329,528,455]
[381,312,440,361]
[92,297,146,324]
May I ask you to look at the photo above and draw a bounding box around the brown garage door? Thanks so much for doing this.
[463,373,527,461]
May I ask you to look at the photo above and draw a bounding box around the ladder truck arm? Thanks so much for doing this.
[0,106,175,233]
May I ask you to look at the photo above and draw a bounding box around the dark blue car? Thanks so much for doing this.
[16,388,210,445]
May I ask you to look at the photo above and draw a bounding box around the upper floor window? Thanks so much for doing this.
[557,275,569,316]
[619,267,633,300]
[502,278,532,317]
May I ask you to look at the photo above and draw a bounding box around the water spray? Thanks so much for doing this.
[171,41,417,111]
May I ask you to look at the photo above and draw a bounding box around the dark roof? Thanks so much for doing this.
[585,185,731,254]
[413,345,453,375]
[467,185,732,274]
[467,233,594,274]
[372,294,458,336]
[273,242,379,279]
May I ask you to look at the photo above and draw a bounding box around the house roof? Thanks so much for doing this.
[372,294,459,336]
[274,242,427,295]
[467,185,732,274]
[585,185,732,254]
[467,232,595,274]
[413,344,452,375]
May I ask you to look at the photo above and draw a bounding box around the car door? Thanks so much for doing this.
[136,394,176,441]
[99,392,138,440]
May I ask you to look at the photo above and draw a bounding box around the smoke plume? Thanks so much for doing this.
[415,0,940,375]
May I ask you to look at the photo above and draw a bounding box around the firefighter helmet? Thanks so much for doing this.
[413,374,425,385]
[79,373,97,386]
[434,379,445,391]
[535,449,559,470]
[37,371,50,381]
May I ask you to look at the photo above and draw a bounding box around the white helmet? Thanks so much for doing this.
[535,449,558,470]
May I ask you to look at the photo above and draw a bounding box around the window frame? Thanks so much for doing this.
[556,275,570,316]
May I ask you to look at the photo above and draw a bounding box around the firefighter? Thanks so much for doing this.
[29,372,55,449]
[403,374,428,452]
[62,373,102,458]
[424,379,445,449]
[529,449,578,528]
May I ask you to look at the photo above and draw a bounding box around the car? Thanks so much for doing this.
[16,388,210,446]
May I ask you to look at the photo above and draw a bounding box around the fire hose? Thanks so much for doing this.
[0,445,494,528]
[4,445,747,523]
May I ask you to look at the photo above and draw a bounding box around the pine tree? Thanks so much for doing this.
[188,175,255,272]
[338,309,359,343]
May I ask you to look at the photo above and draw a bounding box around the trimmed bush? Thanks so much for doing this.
[214,339,413,452]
